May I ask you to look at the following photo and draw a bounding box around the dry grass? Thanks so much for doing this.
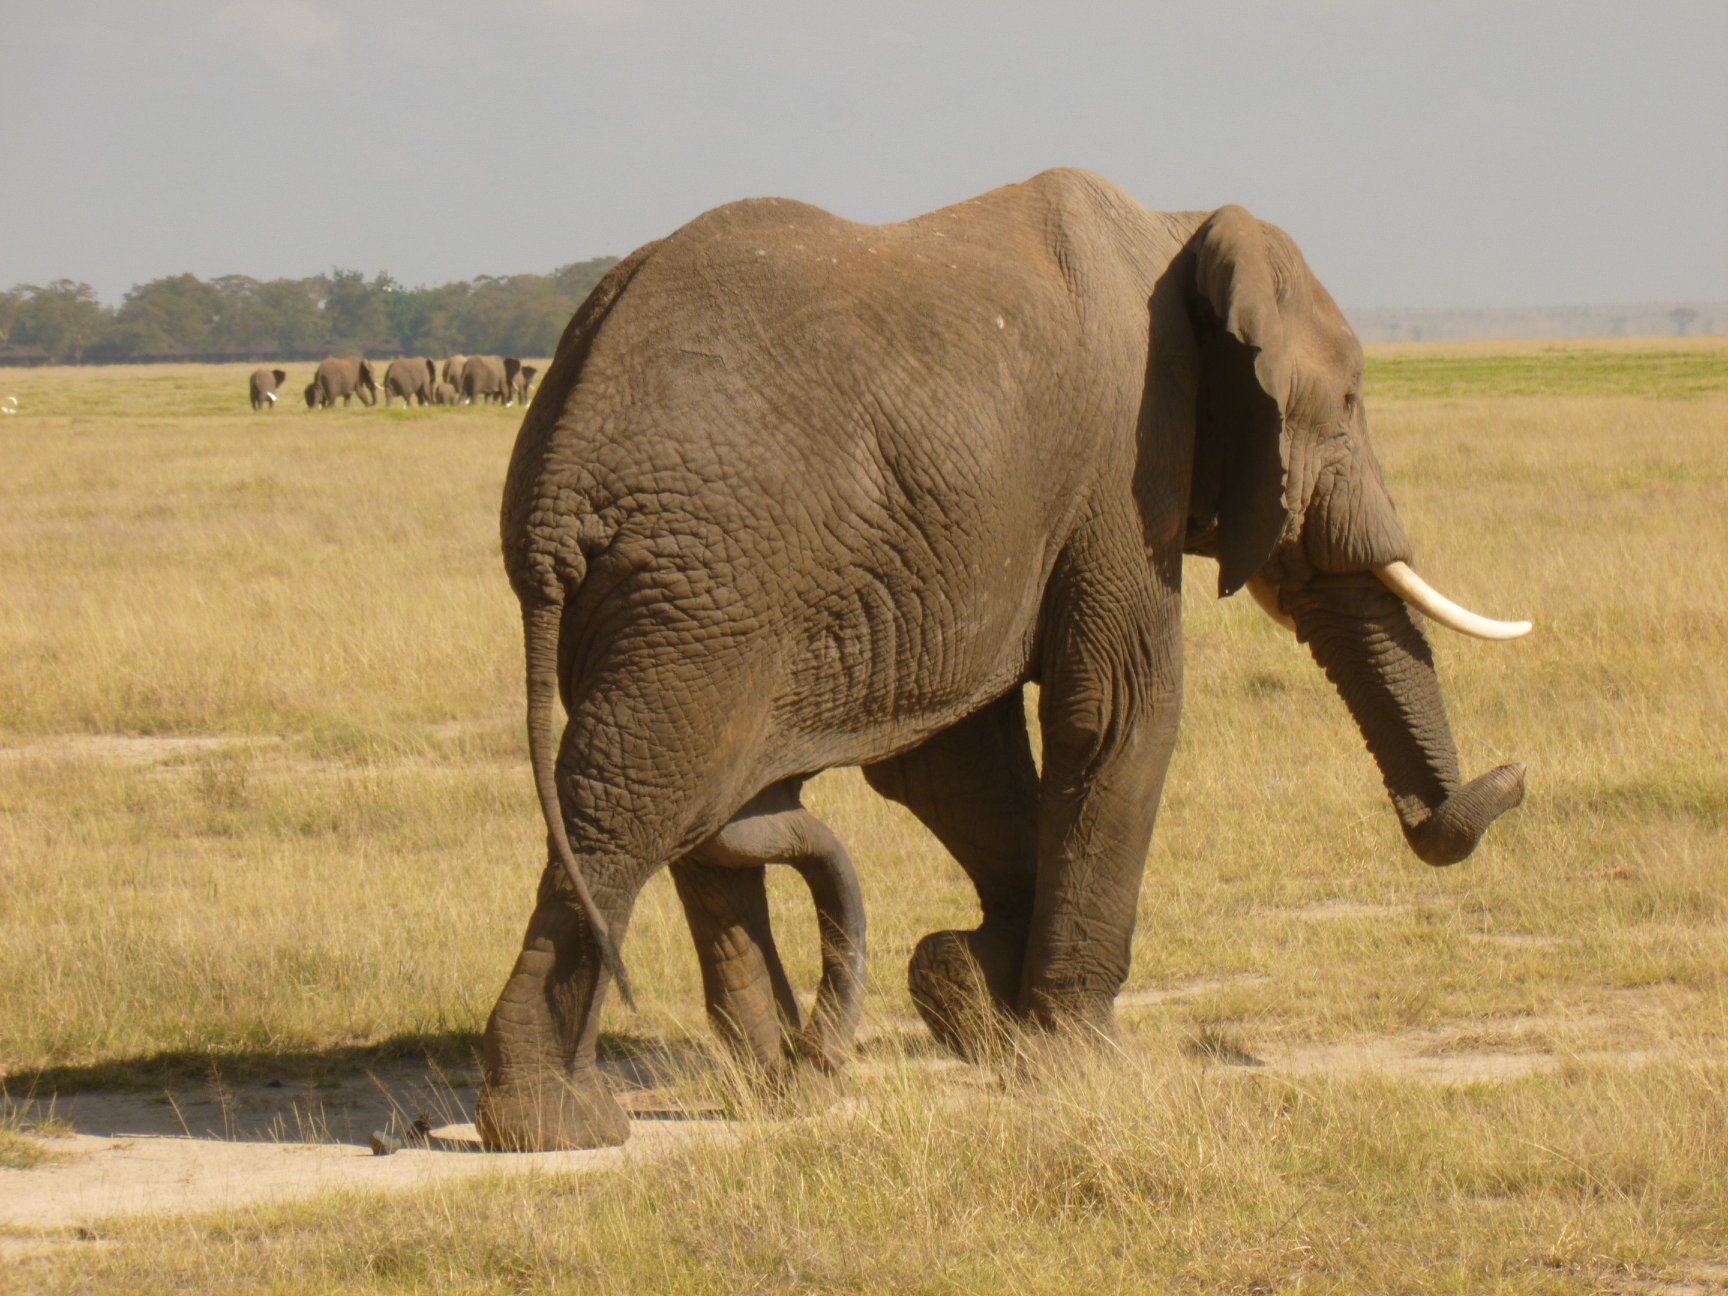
[1,346,1725,1292]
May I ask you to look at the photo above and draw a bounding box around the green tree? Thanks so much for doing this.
[550,257,618,304]
[257,278,327,354]
[0,288,23,345]
[208,276,271,352]
[10,281,112,362]
[110,274,223,355]
[321,268,388,350]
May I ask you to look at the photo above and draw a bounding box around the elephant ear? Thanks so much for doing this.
[504,357,522,386]
[1188,205,1293,598]
[272,369,286,386]
[424,358,437,384]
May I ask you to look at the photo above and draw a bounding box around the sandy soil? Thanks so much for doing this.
[1,1057,730,1234]
[2,977,1670,1236]
[0,734,286,765]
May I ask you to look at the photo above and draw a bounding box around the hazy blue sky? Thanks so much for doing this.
[3,1,1723,308]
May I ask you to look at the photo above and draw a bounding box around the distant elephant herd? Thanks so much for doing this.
[247,354,538,411]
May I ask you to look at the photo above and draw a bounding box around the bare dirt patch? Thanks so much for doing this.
[1267,899,1416,922]
[0,734,283,765]
[1116,973,1271,1009]
[1468,932,1562,950]
[1606,1259,1728,1295]
[0,1058,727,1231]
[0,986,1685,1232]
[1260,1009,1660,1085]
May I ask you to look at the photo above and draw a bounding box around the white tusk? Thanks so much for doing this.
[265,391,277,404]
[1373,561,1532,640]
[1245,574,1296,632]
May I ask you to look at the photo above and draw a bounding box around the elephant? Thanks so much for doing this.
[383,357,437,407]
[433,380,461,406]
[460,355,523,405]
[441,355,469,390]
[248,367,287,410]
[482,168,1530,1151]
[509,363,539,406]
[308,356,376,408]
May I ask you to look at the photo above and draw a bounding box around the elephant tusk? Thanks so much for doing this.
[1372,561,1532,640]
[1245,574,1296,632]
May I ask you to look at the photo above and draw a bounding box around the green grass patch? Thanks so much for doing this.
[1366,346,1728,399]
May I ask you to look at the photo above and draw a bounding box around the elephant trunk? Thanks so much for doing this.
[1287,576,1524,865]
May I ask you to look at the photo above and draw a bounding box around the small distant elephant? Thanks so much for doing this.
[383,357,438,407]
[248,368,287,410]
[433,380,461,406]
[441,355,469,391]
[460,355,522,405]
[510,364,539,406]
[308,356,377,408]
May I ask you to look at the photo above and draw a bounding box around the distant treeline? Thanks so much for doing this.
[0,259,620,365]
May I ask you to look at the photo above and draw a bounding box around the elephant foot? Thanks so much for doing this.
[475,1068,629,1151]
[908,927,1023,1063]
[762,1054,850,1114]
[1020,985,1119,1043]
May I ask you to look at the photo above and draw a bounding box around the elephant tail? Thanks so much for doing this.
[522,596,636,1009]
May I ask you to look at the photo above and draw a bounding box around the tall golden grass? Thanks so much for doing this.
[1,345,1724,1292]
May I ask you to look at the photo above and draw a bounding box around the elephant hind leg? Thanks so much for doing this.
[862,689,1039,1061]
[680,782,866,1076]
[478,650,783,1151]
[670,861,801,1070]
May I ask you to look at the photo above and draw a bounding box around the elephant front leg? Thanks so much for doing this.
[1021,562,1183,1036]
[476,861,632,1150]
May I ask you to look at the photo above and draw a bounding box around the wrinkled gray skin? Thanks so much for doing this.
[484,169,1526,1151]
[248,368,287,411]
[383,357,437,407]
[461,355,522,405]
[433,380,461,406]
[308,356,376,408]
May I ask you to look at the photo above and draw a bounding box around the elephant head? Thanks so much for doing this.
[1182,205,1526,864]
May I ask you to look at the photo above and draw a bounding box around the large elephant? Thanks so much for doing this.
[383,357,437,407]
[248,367,287,410]
[308,356,376,408]
[482,169,1529,1151]
[460,355,522,405]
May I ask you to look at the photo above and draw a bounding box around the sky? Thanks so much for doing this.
[3,1,1724,310]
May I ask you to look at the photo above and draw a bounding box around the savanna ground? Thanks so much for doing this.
[0,341,1724,1293]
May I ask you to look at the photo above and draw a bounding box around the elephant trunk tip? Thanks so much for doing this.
[1403,762,1526,866]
